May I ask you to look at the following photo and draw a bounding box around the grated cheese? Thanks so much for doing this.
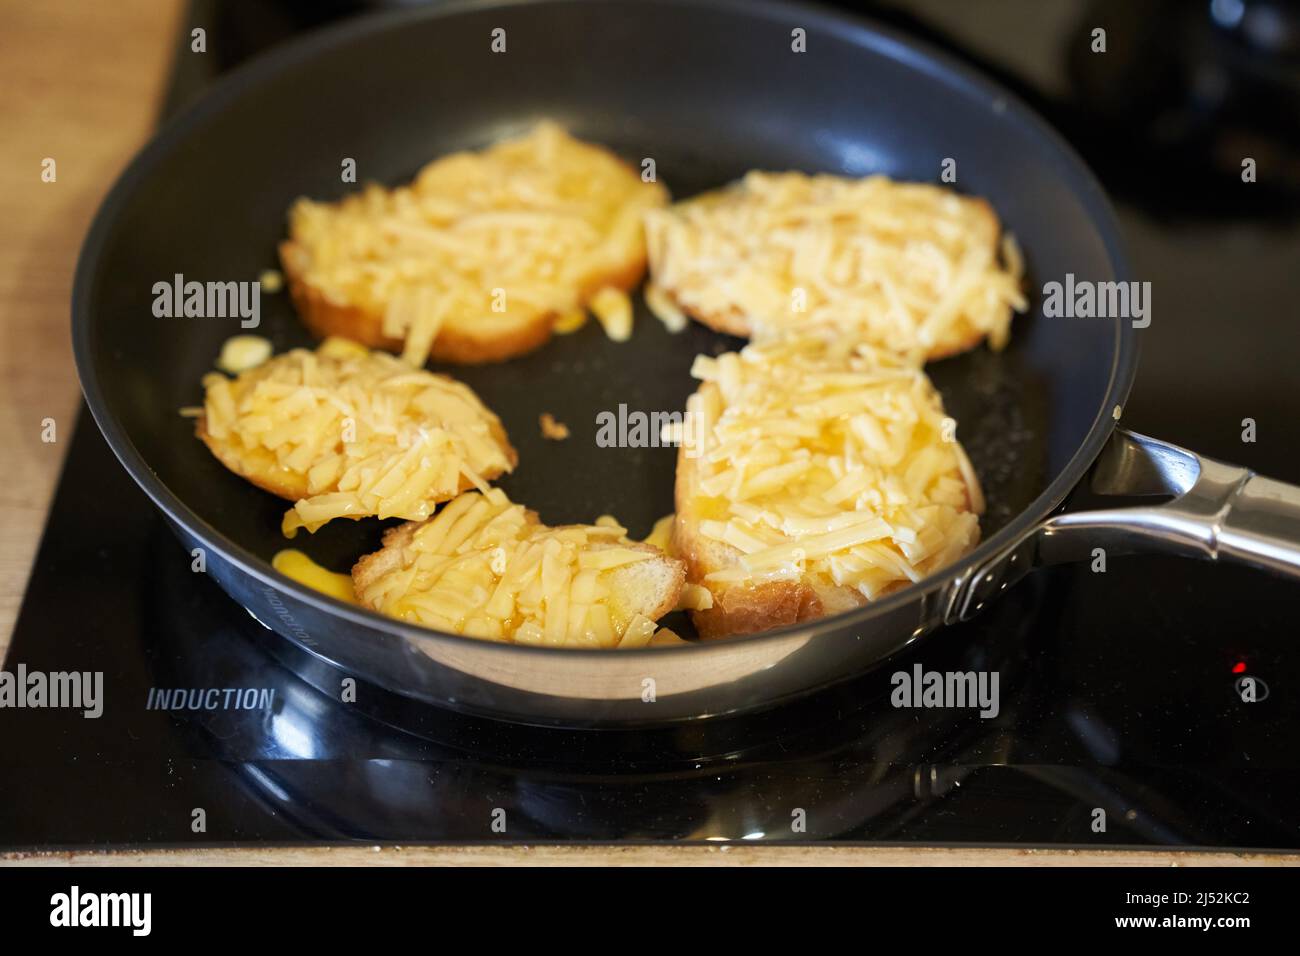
[644,171,1026,360]
[589,286,634,342]
[285,122,667,366]
[356,489,670,648]
[643,282,689,333]
[685,331,982,603]
[199,336,514,535]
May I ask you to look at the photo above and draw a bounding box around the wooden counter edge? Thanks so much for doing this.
[2,845,1297,866]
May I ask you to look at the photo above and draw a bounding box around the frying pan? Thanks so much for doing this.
[72,0,1300,726]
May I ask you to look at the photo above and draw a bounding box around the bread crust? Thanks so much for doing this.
[196,413,307,501]
[609,539,687,625]
[280,240,649,365]
[351,521,418,593]
[195,408,516,505]
[672,431,826,638]
[663,292,991,365]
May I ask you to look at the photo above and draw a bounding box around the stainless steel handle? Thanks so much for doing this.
[947,429,1300,623]
[1042,429,1300,575]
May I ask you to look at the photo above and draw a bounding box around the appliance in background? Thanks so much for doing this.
[179,0,1300,215]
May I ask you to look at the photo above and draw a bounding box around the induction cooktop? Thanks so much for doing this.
[1,410,1297,849]
[3,0,1299,853]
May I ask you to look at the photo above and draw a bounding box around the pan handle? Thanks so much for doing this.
[947,429,1300,622]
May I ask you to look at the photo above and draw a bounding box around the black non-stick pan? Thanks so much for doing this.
[72,0,1300,726]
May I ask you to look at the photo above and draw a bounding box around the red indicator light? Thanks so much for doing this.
[1231,661,1247,674]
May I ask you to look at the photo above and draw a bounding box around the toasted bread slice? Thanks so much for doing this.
[672,333,983,639]
[280,122,668,366]
[644,171,1026,362]
[196,336,516,535]
[353,489,686,648]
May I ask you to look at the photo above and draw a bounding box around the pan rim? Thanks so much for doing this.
[71,0,1138,658]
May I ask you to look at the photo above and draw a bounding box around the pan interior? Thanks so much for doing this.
[80,0,1123,636]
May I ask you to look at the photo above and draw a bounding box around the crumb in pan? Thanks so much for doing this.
[216,334,272,374]
[539,412,570,441]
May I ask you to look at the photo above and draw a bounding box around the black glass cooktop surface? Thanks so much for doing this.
[1,410,1297,849]
[4,0,1300,852]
